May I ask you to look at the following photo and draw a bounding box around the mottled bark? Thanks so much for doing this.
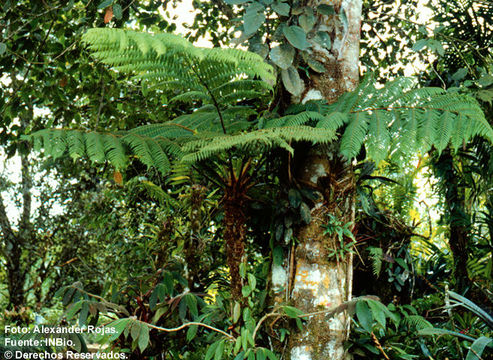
[289,148,356,359]
[272,1,362,359]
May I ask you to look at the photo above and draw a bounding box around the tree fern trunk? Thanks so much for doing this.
[272,1,362,358]
[437,151,471,292]
[224,191,247,301]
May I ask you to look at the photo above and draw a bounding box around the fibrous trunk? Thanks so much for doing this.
[224,190,247,301]
[272,1,362,359]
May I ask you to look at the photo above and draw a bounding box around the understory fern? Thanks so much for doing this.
[367,246,383,277]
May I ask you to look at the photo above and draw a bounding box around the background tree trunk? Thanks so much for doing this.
[272,1,362,359]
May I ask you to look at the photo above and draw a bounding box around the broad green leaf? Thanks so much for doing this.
[185,293,199,318]
[270,44,295,70]
[130,321,141,342]
[244,9,266,35]
[305,57,326,73]
[317,4,335,15]
[65,301,83,320]
[242,285,252,297]
[366,299,385,329]
[215,340,225,360]
[418,327,476,342]
[248,273,257,290]
[356,300,373,333]
[281,66,304,96]
[186,325,198,342]
[63,287,76,306]
[138,324,150,352]
[313,31,331,49]
[206,341,220,360]
[79,302,89,327]
[283,26,310,50]
[300,202,311,224]
[283,305,304,318]
[288,188,302,207]
[299,13,315,33]
[98,0,113,9]
[108,318,131,341]
[412,39,428,51]
[113,4,122,19]
[271,1,290,16]
[0,43,6,56]
[466,336,492,360]
[452,68,468,81]
[233,302,241,323]
[478,74,493,87]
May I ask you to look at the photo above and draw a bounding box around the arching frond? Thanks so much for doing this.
[82,28,275,103]
[322,77,493,161]
[182,126,337,163]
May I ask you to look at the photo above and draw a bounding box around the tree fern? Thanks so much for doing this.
[27,30,493,178]
[81,28,275,104]
[182,126,337,163]
[281,77,493,161]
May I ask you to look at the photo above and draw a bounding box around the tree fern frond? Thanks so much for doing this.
[82,28,274,105]
[173,107,222,131]
[129,123,195,138]
[169,91,210,104]
[26,129,177,174]
[85,132,107,163]
[325,76,493,161]
[434,111,455,152]
[417,109,440,152]
[66,131,86,159]
[316,111,349,131]
[265,111,326,128]
[365,111,391,163]
[340,112,369,159]
[182,126,336,163]
[123,133,171,174]
[102,133,127,169]
[127,178,171,205]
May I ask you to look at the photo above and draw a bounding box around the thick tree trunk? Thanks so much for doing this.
[272,1,362,359]
[290,147,356,359]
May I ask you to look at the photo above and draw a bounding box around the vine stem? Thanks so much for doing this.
[142,321,235,340]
